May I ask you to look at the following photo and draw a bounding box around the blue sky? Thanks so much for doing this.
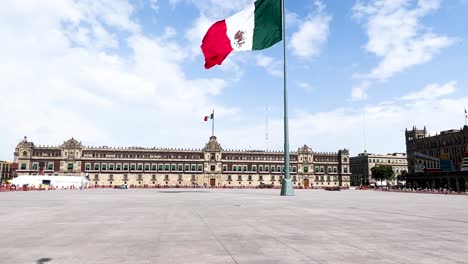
[1,0,468,161]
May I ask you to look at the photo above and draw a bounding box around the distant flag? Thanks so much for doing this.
[465,108,468,126]
[201,0,282,69]
[204,112,214,122]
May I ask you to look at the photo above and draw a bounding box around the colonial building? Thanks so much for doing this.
[405,126,468,173]
[350,152,408,186]
[14,136,351,188]
[0,161,14,183]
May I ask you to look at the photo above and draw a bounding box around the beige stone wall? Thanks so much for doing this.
[88,173,350,188]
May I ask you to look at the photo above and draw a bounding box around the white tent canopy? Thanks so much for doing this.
[11,175,90,188]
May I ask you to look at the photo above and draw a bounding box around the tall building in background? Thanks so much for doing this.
[0,161,14,183]
[405,126,468,173]
[350,152,408,186]
[13,136,351,188]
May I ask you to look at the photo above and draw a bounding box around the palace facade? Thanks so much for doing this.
[0,161,14,183]
[405,126,468,173]
[14,136,351,188]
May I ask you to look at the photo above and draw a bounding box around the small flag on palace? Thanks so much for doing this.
[465,108,467,118]
[204,113,214,121]
[201,0,282,69]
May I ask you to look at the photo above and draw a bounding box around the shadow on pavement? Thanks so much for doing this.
[37,258,52,264]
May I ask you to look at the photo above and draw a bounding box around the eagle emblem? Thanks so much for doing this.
[234,30,246,48]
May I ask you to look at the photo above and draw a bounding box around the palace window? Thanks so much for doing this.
[165,165,170,171]
[178,175,183,181]
[227,175,232,181]
[344,167,348,173]
[315,166,319,173]
[271,175,275,181]
[248,175,252,181]
[252,165,257,172]
[137,175,143,181]
[259,175,263,181]
[304,166,308,173]
[293,176,297,181]
[185,165,190,171]
[116,164,122,171]
[320,167,324,173]
[130,164,136,171]
[48,163,54,170]
[109,175,114,181]
[265,165,269,172]
[237,175,242,181]
[178,164,183,171]
[101,164,107,171]
[271,166,276,172]
[292,166,297,173]
[223,165,227,172]
[191,165,196,171]
[328,167,332,173]
[333,167,337,173]
[151,164,157,171]
[243,166,247,172]
[94,164,100,170]
[68,163,74,171]
[151,175,156,181]
[171,164,176,171]
[259,165,263,172]
[191,175,196,181]
[145,164,150,171]
[164,175,169,181]
[197,165,202,171]
[109,164,115,171]
[32,163,38,170]
[210,165,215,171]
[138,164,143,171]
[85,163,91,171]
[158,164,163,171]
[233,165,237,172]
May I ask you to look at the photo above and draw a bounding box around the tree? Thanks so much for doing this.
[371,165,394,186]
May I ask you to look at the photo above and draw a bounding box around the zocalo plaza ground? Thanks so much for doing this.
[1,188,468,264]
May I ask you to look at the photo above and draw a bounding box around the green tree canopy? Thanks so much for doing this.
[371,165,394,184]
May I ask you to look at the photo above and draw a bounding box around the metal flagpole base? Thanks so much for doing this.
[280,178,294,196]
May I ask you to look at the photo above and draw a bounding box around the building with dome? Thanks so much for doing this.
[13,136,351,188]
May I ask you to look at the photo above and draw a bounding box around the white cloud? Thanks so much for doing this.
[255,54,282,77]
[170,0,254,18]
[401,81,457,101]
[351,81,370,101]
[290,1,331,59]
[0,0,240,160]
[297,82,315,94]
[149,0,159,12]
[353,0,455,80]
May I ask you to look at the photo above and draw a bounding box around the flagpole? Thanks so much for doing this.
[280,0,294,196]
[212,109,215,137]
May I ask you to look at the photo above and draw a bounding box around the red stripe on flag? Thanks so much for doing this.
[204,116,209,121]
[201,20,233,69]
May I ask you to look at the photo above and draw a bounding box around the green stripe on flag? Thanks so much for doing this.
[252,0,282,50]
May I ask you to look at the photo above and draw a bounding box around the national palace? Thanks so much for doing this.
[14,136,351,188]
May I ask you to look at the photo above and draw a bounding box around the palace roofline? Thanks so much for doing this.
[18,136,348,155]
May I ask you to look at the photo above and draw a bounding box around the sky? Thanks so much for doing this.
[1,0,468,161]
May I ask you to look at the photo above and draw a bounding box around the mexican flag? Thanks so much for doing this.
[201,0,282,69]
[204,113,214,121]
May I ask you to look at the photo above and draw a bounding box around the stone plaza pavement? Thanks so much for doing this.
[1,189,468,264]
